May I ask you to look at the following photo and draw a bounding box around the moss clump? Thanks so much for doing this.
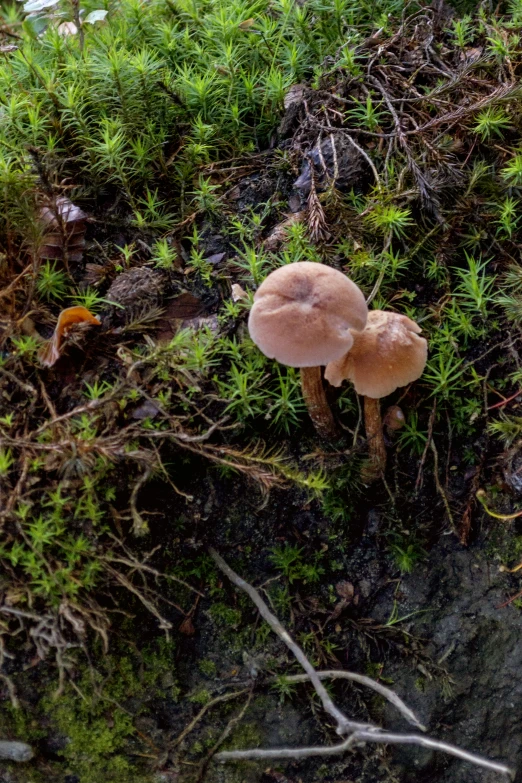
[0,640,176,783]
[49,699,140,783]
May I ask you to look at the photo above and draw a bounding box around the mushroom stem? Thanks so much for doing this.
[300,367,337,439]
[362,396,387,482]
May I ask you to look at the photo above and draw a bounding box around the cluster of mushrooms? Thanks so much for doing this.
[248,262,427,482]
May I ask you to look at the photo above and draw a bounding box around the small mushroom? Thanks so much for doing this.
[325,310,427,480]
[248,261,367,437]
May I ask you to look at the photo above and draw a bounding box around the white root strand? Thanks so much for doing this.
[209,547,514,781]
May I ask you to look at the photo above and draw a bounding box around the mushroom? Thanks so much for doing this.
[325,310,427,480]
[248,261,368,438]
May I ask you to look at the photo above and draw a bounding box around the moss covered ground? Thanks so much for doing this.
[2,0,522,779]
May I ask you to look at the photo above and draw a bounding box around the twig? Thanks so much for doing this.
[215,729,514,777]
[344,134,382,191]
[195,689,254,782]
[104,554,204,597]
[0,265,31,301]
[487,389,522,410]
[366,232,392,305]
[0,367,37,396]
[209,549,514,780]
[497,588,522,609]
[208,548,369,735]
[170,689,249,749]
[107,567,173,633]
[130,467,152,536]
[414,401,436,497]
[431,439,455,531]
[272,671,425,731]
[476,490,522,521]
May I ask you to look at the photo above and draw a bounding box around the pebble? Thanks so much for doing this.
[0,741,34,762]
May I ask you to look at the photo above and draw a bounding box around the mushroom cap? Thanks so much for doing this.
[324,310,427,398]
[248,262,368,367]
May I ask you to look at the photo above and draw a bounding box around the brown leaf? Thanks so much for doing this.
[206,252,226,265]
[164,293,206,320]
[335,580,354,601]
[179,616,195,636]
[155,293,207,343]
[461,46,483,61]
[132,400,161,420]
[39,196,88,263]
[264,212,306,251]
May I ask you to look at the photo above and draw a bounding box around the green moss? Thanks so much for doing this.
[49,700,140,783]
[198,659,218,677]
[207,602,243,629]
[223,721,263,751]
[189,688,213,705]
[0,640,177,783]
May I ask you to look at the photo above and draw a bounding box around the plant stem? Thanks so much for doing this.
[300,367,337,439]
[71,0,84,52]
[362,396,386,482]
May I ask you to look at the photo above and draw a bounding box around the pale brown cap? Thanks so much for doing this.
[324,310,427,398]
[248,262,368,367]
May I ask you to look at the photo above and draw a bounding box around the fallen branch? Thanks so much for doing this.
[209,548,370,736]
[209,548,514,780]
[274,671,425,731]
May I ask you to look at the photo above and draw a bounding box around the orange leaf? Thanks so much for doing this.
[39,306,101,367]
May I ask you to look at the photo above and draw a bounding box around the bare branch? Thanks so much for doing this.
[216,734,355,761]
[209,548,515,781]
[215,731,514,779]
[277,671,425,731]
[208,548,370,735]
[344,134,382,192]
[170,689,250,750]
[353,731,515,779]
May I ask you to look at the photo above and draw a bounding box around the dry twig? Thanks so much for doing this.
[209,548,514,779]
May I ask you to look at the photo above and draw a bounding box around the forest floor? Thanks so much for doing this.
[2,0,522,781]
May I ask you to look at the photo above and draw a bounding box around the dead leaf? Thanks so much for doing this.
[336,580,355,601]
[206,252,226,265]
[181,314,219,334]
[39,306,101,368]
[179,616,195,635]
[288,193,301,213]
[227,185,241,201]
[163,293,205,320]
[231,283,247,301]
[461,46,483,61]
[155,293,206,342]
[4,588,26,606]
[57,21,78,35]
[39,196,88,264]
[264,212,306,251]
